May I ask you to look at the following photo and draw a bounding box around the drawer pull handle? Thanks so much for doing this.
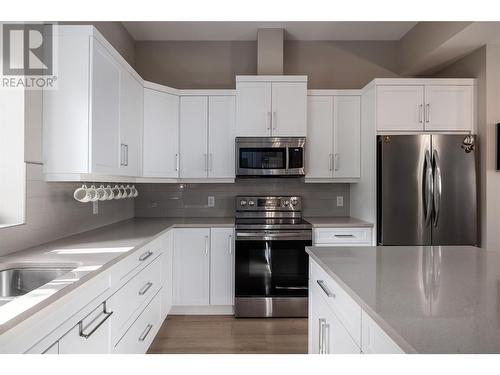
[139,251,153,261]
[79,302,113,339]
[139,324,153,342]
[317,280,336,298]
[139,282,153,296]
[334,234,355,238]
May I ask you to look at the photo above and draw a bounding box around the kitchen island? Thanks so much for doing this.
[306,245,500,353]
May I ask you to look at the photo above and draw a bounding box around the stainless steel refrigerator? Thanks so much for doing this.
[377,134,478,246]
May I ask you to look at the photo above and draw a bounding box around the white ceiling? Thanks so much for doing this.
[122,21,417,41]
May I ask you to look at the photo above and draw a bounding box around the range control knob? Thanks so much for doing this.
[248,200,255,207]
[240,200,247,207]
[284,200,290,206]
[290,197,299,206]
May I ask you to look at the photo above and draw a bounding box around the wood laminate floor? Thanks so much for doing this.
[147,315,308,354]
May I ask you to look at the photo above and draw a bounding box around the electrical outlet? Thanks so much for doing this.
[208,196,215,207]
[336,196,344,207]
[92,201,99,215]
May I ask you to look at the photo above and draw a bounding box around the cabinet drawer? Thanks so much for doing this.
[361,310,404,354]
[114,290,162,354]
[314,227,372,246]
[310,259,361,346]
[109,255,162,344]
[111,237,163,285]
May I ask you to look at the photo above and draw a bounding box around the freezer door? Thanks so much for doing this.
[377,135,432,245]
[430,135,478,246]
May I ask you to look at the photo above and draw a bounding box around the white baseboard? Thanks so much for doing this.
[169,305,234,315]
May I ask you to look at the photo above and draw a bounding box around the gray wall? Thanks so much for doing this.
[135,180,349,218]
[134,40,400,89]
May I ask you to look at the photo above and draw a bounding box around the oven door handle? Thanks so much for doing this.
[236,231,309,238]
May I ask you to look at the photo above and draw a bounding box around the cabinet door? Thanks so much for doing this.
[173,228,210,305]
[91,39,121,174]
[271,82,307,136]
[236,81,272,136]
[322,300,360,354]
[376,85,424,132]
[306,96,334,179]
[161,230,174,319]
[143,89,179,178]
[208,96,236,178]
[119,70,143,176]
[180,96,208,178]
[210,228,234,306]
[333,96,361,178]
[361,310,404,353]
[424,85,473,131]
[308,277,323,354]
[59,302,111,354]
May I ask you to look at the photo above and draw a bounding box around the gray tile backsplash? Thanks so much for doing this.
[135,178,350,218]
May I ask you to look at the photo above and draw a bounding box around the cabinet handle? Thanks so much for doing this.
[228,234,233,254]
[138,324,153,342]
[209,153,213,172]
[139,251,153,262]
[333,153,339,171]
[334,234,355,238]
[138,281,153,296]
[318,318,326,354]
[120,144,125,166]
[125,144,129,166]
[205,235,209,255]
[79,302,113,339]
[175,153,179,171]
[317,280,336,298]
[426,104,430,123]
[323,322,330,354]
[272,111,277,130]
[267,112,272,130]
[204,153,208,171]
[419,104,423,123]
[329,154,333,171]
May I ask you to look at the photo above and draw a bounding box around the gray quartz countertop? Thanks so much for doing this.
[306,245,500,353]
[0,217,234,334]
[305,217,373,227]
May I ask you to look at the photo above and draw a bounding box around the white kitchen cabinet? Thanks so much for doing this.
[90,38,121,175]
[314,227,372,246]
[235,81,272,136]
[161,230,174,319]
[179,96,209,178]
[58,301,112,354]
[173,228,210,305]
[210,228,234,305]
[43,26,144,181]
[271,82,308,136]
[143,88,179,178]
[306,94,361,180]
[424,85,473,131]
[374,80,475,132]
[309,281,360,354]
[208,96,236,178]
[306,96,333,178]
[236,76,307,137]
[119,69,143,176]
[361,310,404,354]
[376,85,424,132]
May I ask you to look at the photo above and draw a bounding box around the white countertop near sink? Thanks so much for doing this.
[0,217,234,335]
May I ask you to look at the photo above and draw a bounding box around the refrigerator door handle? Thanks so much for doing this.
[424,150,434,226]
[432,150,442,227]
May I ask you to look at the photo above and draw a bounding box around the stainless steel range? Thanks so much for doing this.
[234,196,312,318]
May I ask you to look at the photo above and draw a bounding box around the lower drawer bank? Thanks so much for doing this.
[308,258,404,354]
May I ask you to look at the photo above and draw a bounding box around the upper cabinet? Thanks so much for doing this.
[236,76,307,137]
[306,92,361,181]
[373,79,475,132]
[43,26,143,181]
[179,93,236,180]
[143,86,179,178]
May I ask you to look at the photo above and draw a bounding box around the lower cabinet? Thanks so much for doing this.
[173,227,234,307]
[313,227,373,246]
[309,278,360,354]
[58,301,112,354]
[361,311,404,354]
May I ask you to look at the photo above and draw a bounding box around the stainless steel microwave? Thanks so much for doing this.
[235,137,306,177]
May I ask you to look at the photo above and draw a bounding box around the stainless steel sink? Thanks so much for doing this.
[0,267,74,298]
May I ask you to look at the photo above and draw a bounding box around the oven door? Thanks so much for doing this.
[235,231,311,299]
